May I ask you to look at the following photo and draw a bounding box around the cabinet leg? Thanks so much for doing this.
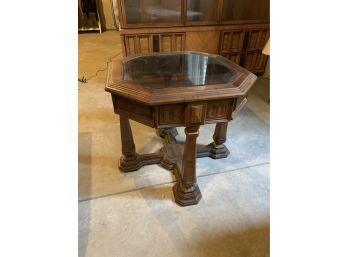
[208,122,230,159]
[173,125,202,206]
[119,115,142,172]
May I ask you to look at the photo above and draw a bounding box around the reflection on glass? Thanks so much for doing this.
[124,0,182,24]
[187,0,217,23]
[123,53,237,89]
[187,54,209,85]
[222,0,269,21]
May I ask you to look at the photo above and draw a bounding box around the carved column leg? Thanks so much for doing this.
[119,115,142,172]
[173,125,202,206]
[209,122,230,159]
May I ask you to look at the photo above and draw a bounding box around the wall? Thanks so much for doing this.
[263,58,270,79]
[97,0,117,30]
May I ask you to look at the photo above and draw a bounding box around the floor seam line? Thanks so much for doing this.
[198,161,269,179]
[78,161,270,203]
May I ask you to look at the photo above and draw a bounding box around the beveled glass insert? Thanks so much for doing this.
[124,0,182,25]
[122,53,238,89]
[187,0,217,23]
[222,0,269,21]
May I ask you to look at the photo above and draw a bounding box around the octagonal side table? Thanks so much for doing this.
[105,51,257,206]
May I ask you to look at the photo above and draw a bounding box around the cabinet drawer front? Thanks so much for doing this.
[205,100,234,122]
[112,95,154,127]
[156,100,236,127]
[158,104,185,127]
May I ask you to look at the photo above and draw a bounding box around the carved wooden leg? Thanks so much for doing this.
[119,115,142,172]
[173,125,202,206]
[208,122,230,159]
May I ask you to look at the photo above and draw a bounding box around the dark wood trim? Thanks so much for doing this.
[220,19,269,25]
[121,20,269,29]
[217,0,224,24]
[185,21,219,26]
[182,0,187,26]
[122,23,185,29]
[106,75,256,106]
[119,23,270,35]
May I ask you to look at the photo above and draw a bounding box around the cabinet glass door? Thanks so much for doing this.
[187,0,218,24]
[123,0,182,26]
[221,0,269,21]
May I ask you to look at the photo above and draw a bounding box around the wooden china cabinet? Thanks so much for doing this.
[116,0,270,74]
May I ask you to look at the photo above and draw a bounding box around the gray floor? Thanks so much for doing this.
[78,31,270,257]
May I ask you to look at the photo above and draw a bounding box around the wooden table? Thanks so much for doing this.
[105,51,257,206]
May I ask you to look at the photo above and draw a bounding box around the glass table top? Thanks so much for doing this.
[121,53,239,89]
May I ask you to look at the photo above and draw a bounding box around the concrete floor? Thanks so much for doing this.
[78,31,270,257]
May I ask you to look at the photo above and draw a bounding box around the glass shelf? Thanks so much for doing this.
[122,53,238,89]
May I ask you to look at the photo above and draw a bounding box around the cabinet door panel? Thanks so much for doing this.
[161,35,173,52]
[220,30,245,53]
[124,33,185,56]
[124,35,138,55]
[139,35,153,53]
[219,28,269,73]
[124,34,152,55]
[175,34,185,51]
[160,33,185,52]
[240,28,269,73]
[245,29,269,51]
[221,53,241,64]
[242,52,268,73]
